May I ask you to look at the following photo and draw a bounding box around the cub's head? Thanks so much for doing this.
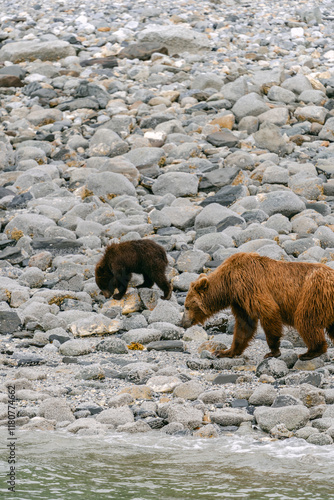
[95,261,116,299]
[182,274,210,328]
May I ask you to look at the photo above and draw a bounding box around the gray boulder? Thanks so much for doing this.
[0,40,75,63]
[86,172,136,198]
[138,25,210,55]
[254,405,310,432]
[152,172,198,197]
[258,190,306,217]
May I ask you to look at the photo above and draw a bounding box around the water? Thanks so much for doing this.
[1,430,334,500]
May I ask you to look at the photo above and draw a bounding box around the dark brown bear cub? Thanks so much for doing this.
[182,252,334,361]
[95,239,172,301]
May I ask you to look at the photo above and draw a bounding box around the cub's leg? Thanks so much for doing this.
[113,270,131,300]
[154,271,172,300]
[215,304,257,358]
[137,274,154,289]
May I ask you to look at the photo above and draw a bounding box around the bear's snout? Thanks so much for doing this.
[102,290,112,298]
[182,311,194,328]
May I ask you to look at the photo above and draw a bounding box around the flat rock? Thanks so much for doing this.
[138,25,210,55]
[0,40,75,63]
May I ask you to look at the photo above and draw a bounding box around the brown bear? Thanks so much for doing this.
[182,252,334,360]
[95,239,172,301]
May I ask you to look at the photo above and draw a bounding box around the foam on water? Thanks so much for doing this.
[1,429,334,499]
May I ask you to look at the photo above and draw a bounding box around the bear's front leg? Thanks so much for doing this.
[214,348,235,358]
[215,307,257,358]
[112,271,131,300]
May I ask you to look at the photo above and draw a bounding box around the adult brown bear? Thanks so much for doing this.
[182,252,334,360]
[95,239,172,300]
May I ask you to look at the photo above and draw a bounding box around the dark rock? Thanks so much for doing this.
[118,42,168,60]
[8,191,33,208]
[200,166,240,189]
[49,334,71,344]
[0,187,15,198]
[200,185,248,207]
[13,354,46,366]
[31,238,82,253]
[231,399,248,408]
[0,75,24,87]
[299,372,323,387]
[146,417,167,429]
[0,247,24,264]
[242,209,269,223]
[0,239,16,250]
[23,82,42,96]
[212,374,239,384]
[271,395,301,407]
[62,357,78,364]
[146,340,185,352]
[0,311,22,334]
[216,214,246,231]
[80,56,118,68]
[206,130,239,148]
[75,402,103,415]
[30,88,57,101]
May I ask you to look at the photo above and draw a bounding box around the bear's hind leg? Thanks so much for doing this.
[327,323,334,342]
[154,272,172,300]
[215,305,257,358]
[137,274,154,289]
[296,326,327,360]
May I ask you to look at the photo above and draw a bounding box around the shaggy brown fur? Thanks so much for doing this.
[182,252,334,360]
[95,239,172,301]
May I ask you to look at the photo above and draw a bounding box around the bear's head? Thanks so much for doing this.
[95,262,116,299]
[182,274,211,328]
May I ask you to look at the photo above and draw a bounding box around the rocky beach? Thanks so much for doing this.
[1,0,334,455]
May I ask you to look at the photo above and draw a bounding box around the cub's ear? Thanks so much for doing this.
[193,275,209,293]
[95,264,105,276]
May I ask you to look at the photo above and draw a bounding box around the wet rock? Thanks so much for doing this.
[39,397,75,423]
[254,405,310,432]
[167,404,203,429]
[96,406,134,427]
[210,408,253,426]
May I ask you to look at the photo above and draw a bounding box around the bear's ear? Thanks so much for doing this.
[95,264,104,276]
[194,275,209,293]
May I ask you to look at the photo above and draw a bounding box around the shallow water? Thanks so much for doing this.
[1,430,334,500]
